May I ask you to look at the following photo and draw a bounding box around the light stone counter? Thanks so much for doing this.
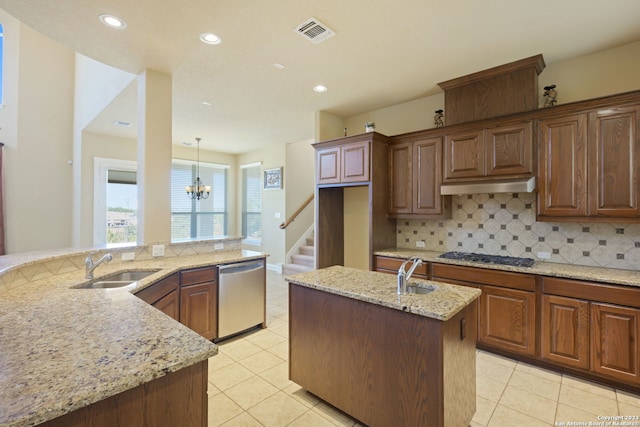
[0,249,266,427]
[286,265,481,321]
[375,248,640,288]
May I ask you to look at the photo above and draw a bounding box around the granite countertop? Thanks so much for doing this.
[286,265,481,321]
[375,248,640,288]
[0,249,266,427]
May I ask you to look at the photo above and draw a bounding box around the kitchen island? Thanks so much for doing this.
[286,266,481,427]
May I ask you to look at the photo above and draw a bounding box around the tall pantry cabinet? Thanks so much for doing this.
[314,132,396,270]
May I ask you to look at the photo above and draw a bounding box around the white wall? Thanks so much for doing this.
[237,145,287,267]
[0,11,75,254]
[284,139,315,253]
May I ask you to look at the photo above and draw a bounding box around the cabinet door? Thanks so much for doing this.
[341,140,370,183]
[414,137,445,215]
[388,142,412,214]
[444,130,484,180]
[591,303,640,384]
[485,121,534,177]
[541,295,589,370]
[479,285,536,356]
[180,282,217,340]
[154,289,179,321]
[588,106,640,218]
[317,146,341,184]
[538,113,588,217]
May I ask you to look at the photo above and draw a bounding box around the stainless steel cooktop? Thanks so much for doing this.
[438,251,535,267]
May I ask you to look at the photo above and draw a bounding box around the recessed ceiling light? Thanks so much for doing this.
[273,63,286,69]
[99,14,127,29]
[202,101,212,106]
[199,32,222,45]
[313,85,328,93]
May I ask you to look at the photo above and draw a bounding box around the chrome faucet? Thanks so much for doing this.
[85,253,113,279]
[397,257,423,295]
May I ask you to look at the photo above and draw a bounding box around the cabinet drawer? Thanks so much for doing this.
[135,273,179,305]
[432,263,536,291]
[374,256,429,278]
[181,266,217,286]
[542,277,640,309]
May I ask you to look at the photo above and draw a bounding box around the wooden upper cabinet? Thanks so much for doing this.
[315,135,374,185]
[444,121,534,181]
[388,135,450,218]
[485,121,534,177]
[538,102,640,221]
[538,113,589,217]
[414,137,446,215]
[316,146,341,184]
[341,140,370,183]
[588,105,640,218]
[444,130,484,180]
[388,142,412,214]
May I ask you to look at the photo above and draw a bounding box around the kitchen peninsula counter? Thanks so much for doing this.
[0,248,265,427]
[286,266,480,427]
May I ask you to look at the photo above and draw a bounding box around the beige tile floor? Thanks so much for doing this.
[207,271,640,426]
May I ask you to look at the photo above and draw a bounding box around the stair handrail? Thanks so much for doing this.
[279,193,314,229]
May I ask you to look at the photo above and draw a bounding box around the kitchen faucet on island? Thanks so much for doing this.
[397,256,423,295]
[85,253,113,279]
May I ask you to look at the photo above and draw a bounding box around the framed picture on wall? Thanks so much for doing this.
[264,167,283,190]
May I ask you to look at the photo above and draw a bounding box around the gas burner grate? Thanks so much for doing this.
[438,251,535,267]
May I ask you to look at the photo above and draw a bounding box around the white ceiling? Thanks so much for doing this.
[1,0,639,154]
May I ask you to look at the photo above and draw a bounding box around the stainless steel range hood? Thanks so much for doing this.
[440,177,536,195]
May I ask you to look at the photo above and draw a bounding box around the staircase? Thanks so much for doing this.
[282,234,315,275]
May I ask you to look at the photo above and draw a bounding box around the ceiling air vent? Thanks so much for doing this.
[294,18,335,44]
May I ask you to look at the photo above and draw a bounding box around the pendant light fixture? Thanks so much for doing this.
[185,137,211,200]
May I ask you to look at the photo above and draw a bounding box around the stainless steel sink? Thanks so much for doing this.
[76,269,161,289]
[407,284,435,295]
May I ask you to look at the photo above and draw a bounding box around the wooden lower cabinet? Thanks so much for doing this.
[374,255,429,279]
[135,267,218,340]
[541,295,590,369]
[180,282,217,340]
[155,289,180,320]
[591,303,640,384]
[479,285,536,356]
[41,361,208,427]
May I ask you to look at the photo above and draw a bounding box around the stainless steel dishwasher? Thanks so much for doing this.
[217,259,266,340]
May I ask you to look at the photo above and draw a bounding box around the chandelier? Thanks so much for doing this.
[185,137,211,200]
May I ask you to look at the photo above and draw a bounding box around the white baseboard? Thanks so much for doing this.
[266,263,283,274]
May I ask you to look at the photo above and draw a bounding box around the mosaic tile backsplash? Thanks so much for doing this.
[397,192,640,271]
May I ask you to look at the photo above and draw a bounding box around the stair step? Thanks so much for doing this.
[283,263,313,275]
[291,254,314,268]
[299,245,314,256]
[306,237,315,246]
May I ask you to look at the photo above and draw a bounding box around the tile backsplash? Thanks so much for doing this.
[397,193,640,271]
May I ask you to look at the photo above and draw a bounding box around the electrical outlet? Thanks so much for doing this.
[274,212,281,219]
[121,252,135,261]
[537,251,551,260]
[214,243,224,250]
[152,245,165,257]
[416,240,426,248]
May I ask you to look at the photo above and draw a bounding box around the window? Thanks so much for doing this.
[106,170,137,244]
[242,163,262,244]
[171,160,228,241]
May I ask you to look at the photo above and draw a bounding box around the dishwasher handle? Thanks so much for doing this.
[218,260,264,275]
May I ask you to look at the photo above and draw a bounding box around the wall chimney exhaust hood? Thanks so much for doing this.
[440,177,536,195]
